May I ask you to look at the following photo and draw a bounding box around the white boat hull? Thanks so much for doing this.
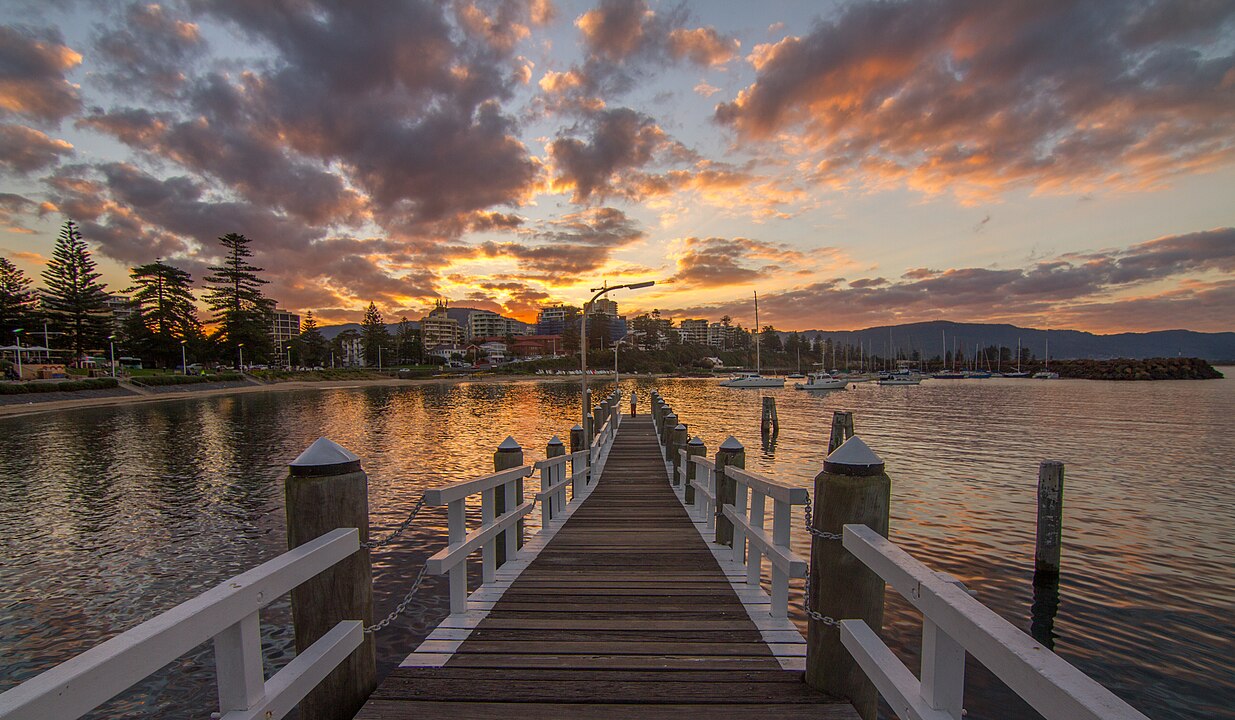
[796,380,847,390]
[878,378,922,386]
[720,377,785,388]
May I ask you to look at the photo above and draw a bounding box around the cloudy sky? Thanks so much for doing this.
[1,0,1233,332]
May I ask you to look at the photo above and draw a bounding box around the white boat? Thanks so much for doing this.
[720,291,784,388]
[795,372,847,390]
[878,372,923,386]
[721,372,786,388]
[1033,371,1059,379]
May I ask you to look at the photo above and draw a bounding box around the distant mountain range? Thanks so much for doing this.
[787,321,1235,362]
[316,318,1235,362]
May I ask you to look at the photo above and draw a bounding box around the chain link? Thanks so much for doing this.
[364,494,542,634]
[802,492,841,628]
[361,494,427,549]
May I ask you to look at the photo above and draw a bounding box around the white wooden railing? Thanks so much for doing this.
[683,453,717,528]
[0,529,363,720]
[840,524,1151,720]
[722,465,809,618]
[427,435,609,615]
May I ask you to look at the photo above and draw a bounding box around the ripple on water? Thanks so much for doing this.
[1,374,1232,719]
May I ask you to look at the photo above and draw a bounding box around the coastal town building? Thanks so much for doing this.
[679,319,709,345]
[104,294,134,331]
[466,309,525,340]
[708,322,729,348]
[535,304,580,335]
[271,309,301,345]
[421,301,466,347]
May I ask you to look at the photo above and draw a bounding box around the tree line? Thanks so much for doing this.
[3,221,291,370]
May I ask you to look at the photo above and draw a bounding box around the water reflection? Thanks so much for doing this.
[0,374,1231,720]
[1031,572,1062,650]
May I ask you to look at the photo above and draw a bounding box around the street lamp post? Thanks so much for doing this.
[13,329,22,380]
[238,343,244,372]
[108,335,116,378]
[181,340,188,376]
[614,344,619,383]
[580,281,654,459]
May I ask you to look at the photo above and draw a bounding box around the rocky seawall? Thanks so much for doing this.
[1052,357,1223,380]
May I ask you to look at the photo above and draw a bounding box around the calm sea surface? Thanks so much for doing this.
[1,373,1232,719]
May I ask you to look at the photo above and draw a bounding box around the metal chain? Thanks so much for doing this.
[361,494,427,549]
[365,563,429,633]
[802,493,841,628]
[364,494,542,633]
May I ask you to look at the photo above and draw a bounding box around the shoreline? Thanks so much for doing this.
[0,374,577,420]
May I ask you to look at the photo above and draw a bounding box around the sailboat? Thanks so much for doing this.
[788,346,805,379]
[1033,332,1059,379]
[796,337,845,389]
[933,329,964,379]
[720,292,785,388]
[1005,338,1031,378]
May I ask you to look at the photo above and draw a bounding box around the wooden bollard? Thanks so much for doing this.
[805,435,890,720]
[569,424,587,489]
[593,405,604,438]
[714,436,745,546]
[494,436,523,566]
[286,438,376,720]
[827,411,854,454]
[1035,460,1065,577]
[546,435,565,519]
[685,437,706,504]
[670,423,688,486]
[661,412,678,459]
[761,396,779,435]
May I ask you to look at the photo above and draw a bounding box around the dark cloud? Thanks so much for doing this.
[92,2,206,98]
[479,206,645,279]
[661,227,1235,331]
[0,191,33,231]
[549,108,685,202]
[669,236,811,288]
[715,0,1235,198]
[0,24,81,123]
[0,123,72,173]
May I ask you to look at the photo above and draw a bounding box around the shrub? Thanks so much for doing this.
[0,378,120,394]
[130,373,245,387]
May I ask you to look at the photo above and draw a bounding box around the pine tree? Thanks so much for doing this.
[295,310,327,367]
[125,259,201,368]
[41,220,111,362]
[396,316,421,365]
[0,257,41,343]
[360,302,388,367]
[203,233,274,366]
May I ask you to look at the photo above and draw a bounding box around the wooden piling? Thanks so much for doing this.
[569,424,586,490]
[546,435,565,520]
[592,405,603,439]
[661,412,678,459]
[714,436,745,546]
[494,436,524,566]
[1035,460,1065,577]
[286,438,376,720]
[827,411,854,454]
[670,423,688,486]
[761,396,779,435]
[805,435,889,720]
[685,436,705,504]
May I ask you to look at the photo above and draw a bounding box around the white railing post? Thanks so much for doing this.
[447,498,467,614]
[502,477,518,562]
[481,487,496,584]
[213,611,265,712]
[921,617,966,719]
[746,488,766,586]
[705,466,716,529]
[770,498,791,617]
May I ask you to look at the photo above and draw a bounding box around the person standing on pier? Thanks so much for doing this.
[630,391,638,416]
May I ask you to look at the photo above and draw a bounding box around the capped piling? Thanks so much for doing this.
[661,412,678,459]
[1035,460,1065,577]
[286,438,376,720]
[827,411,854,454]
[494,436,524,566]
[805,435,889,720]
[714,436,745,546]
[670,423,688,486]
[685,436,706,504]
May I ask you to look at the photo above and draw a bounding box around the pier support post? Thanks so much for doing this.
[661,412,678,459]
[494,436,524,566]
[827,411,854,454]
[545,435,566,520]
[685,437,706,505]
[1035,460,1065,577]
[761,396,779,435]
[286,438,376,720]
[592,405,603,440]
[569,424,587,489]
[670,423,688,486]
[714,436,745,546]
[806,435,889,720]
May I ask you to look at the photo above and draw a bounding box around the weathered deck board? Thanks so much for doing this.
[354,415,856,719]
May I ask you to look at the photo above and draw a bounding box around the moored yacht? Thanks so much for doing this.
[794,371,846,390]
[720,372,785,388]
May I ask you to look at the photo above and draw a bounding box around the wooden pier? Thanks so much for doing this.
[358,415,857,719]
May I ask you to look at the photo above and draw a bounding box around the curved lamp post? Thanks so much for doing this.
[180,339,188,376]
[581,280,654,459]
[108,335,116,378]
[238,342,244,372]
[13,328,22,380]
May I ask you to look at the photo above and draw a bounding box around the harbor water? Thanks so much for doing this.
[1,373,1232,719]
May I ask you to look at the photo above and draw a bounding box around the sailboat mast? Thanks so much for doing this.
[754,291,760,374]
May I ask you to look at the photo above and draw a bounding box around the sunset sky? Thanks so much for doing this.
[1,0,1233,332]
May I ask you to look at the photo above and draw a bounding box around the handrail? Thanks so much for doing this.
[841,524,1151,720]
[424,465,531,506]
[427,501,535,576]
[725,465,809,505]
[0,529,362,720]
[724,464,809,618]
[686,455,717,528]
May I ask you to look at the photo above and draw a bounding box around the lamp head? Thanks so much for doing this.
[625,280,655,290]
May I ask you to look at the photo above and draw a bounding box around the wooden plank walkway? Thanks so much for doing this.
[355,415,857,719]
